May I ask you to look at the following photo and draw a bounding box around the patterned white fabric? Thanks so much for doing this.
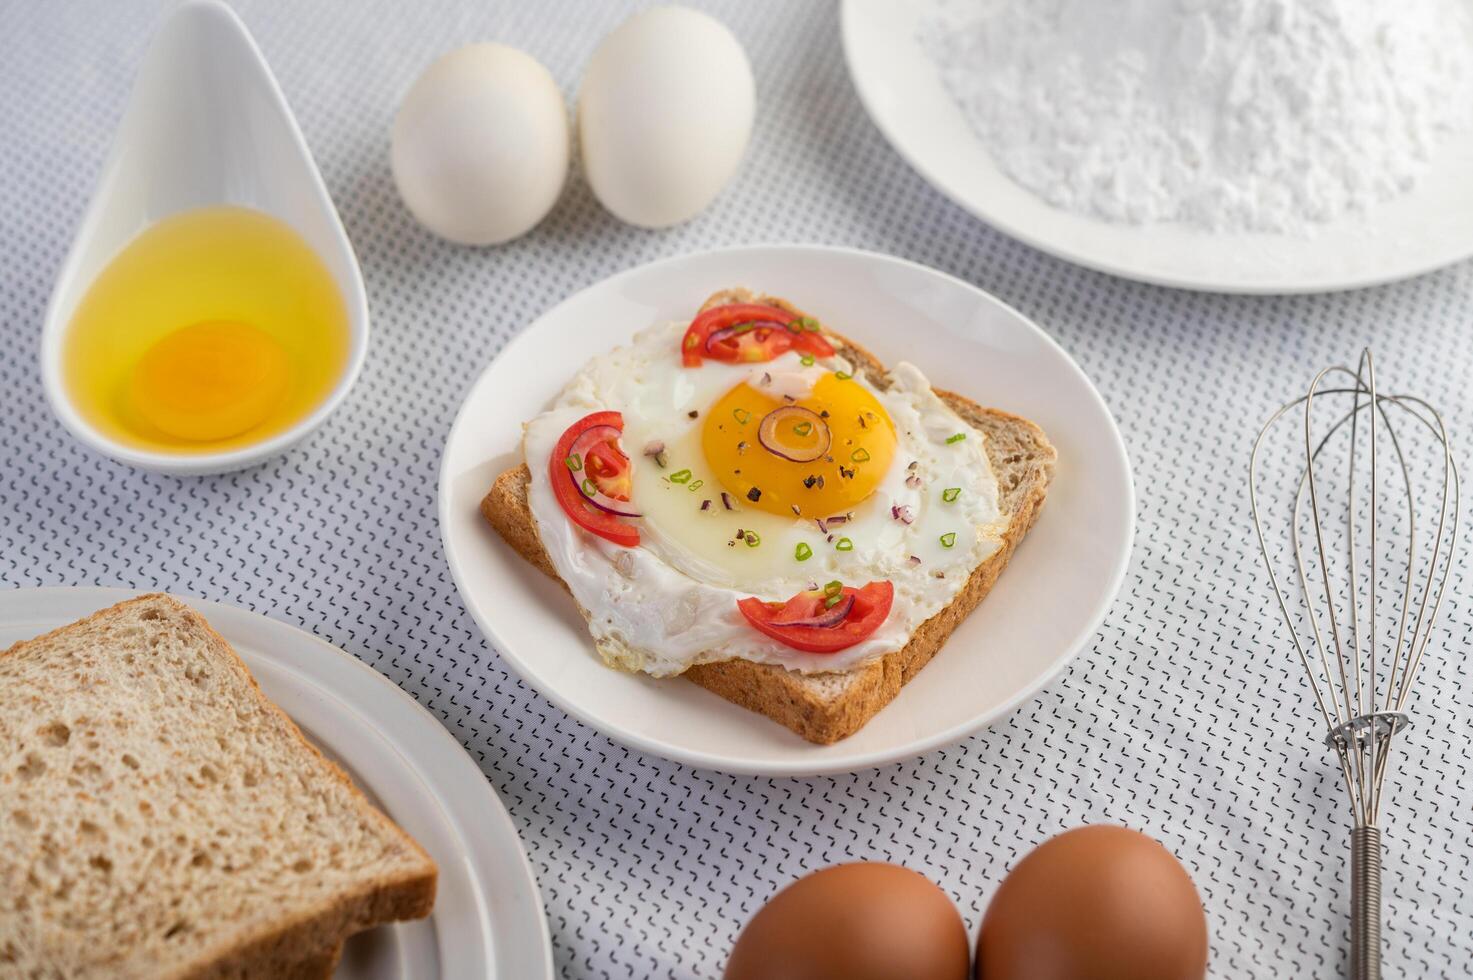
[2,2,1470,977]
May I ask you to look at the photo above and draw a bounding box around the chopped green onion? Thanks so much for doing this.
[851,448,870,463]
[940,531,957,548]
[800,354,815,367]
[803,318,821,332]
[793,421,813,436]
[786,319,803,333]
[946,432,966,444]
[824,580,843,596]
[835,370,852,381]
[942,487,960,503]
[733,408,751,424]
[795,542,813,561]
[824,593,843,609]
[688,479,704,491]
[564,454,582,471]
[733,321,758,333]
[744,530,761,547]
[581,478,597,497]
[835,537,853,552]
[670,469,692,484]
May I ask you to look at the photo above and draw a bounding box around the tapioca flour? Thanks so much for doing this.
[919,0,1473,234]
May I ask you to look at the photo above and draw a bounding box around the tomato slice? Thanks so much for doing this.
[583,439,632,500]
[736,581,894,653]
[680,303,836,366]
[789,329,837,360]
[549,411,639,547]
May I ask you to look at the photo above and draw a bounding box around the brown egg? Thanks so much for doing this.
[977,825,1207,980]
[725,862,971,980]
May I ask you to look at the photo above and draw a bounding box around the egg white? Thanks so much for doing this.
[523,321,1007,676]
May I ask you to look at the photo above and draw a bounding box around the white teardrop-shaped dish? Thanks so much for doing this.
[40,0,369,476]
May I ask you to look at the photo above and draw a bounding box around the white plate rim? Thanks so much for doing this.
[0,586,555,980]
[839,0,1473,295]
[438,243,1136,777]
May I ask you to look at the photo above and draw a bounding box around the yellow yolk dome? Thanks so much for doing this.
[701,373,896,519]
[127,320,290,442]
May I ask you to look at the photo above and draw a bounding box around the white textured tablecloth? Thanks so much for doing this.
[4,2,1472,977]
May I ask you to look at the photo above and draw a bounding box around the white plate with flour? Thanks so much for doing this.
[440,245,1133,776]
[842,0,1473,294]
[0,587,554,980]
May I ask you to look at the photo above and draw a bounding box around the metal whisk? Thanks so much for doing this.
[1248,350,1459,980]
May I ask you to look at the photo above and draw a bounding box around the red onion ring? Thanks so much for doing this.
[567,425,641,518]
[757,406,830,463]
[772,593,854,628]
[704,320,788,355]
[568,469,641,518]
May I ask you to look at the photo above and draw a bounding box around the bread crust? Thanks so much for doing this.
[0,595,437,979]
[285,942,344,980]
[480,290,1056,744]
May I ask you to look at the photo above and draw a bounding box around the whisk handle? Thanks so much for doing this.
[1350,825,1382,980]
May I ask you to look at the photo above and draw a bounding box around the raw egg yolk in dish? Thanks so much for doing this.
[61,205,349,454]
[128,321,291,442]
[702,372,896,519]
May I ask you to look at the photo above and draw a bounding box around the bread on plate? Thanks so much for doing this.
[0,595,436,978]
[482,289,1055,744]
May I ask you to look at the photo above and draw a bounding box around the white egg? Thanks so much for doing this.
[578,6,755,228]
[391,44,568,245]
[522,321,1008,678]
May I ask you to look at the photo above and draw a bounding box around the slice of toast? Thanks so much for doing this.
[0,595,437,979]
[283,942,343,980]
[481,290,1056,744]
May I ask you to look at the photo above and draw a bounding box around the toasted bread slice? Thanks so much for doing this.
[481,290,1056,744]
[283,942,343,980]
[0,595,437,979]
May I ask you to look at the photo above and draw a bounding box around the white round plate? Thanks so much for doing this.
[440,245,1134,776]
[0,587,553,980]
[841,0,1473,294]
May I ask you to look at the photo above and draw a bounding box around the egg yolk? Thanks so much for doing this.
[702,373,896,519]
[127,320,290,442]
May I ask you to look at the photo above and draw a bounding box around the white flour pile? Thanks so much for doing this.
[919,0,1473,234]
